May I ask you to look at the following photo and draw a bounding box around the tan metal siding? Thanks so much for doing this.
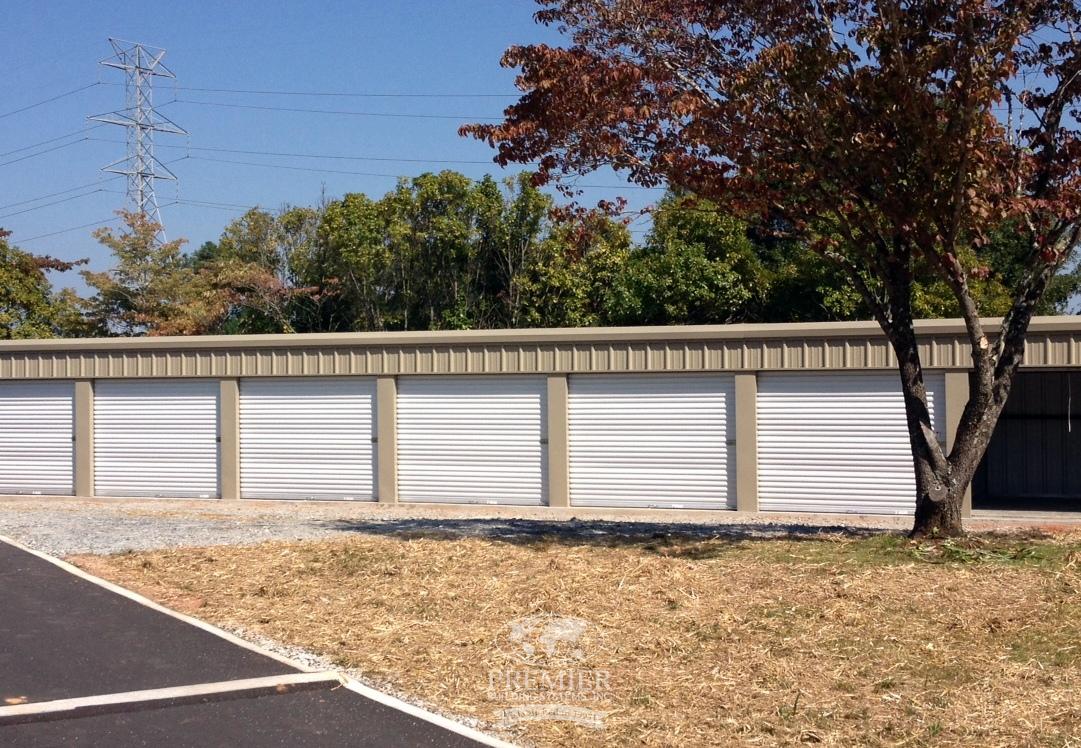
[0,320,1078,380]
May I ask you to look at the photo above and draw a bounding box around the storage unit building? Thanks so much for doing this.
[396,375,547,505]
[238,377,377,500]
[94,379,220,498]
[0,381,74,496]
[2,317,1078,515]
[757,372,945,514]
[567,373,735,509]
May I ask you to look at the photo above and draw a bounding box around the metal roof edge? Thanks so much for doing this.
[0,316,1078,353]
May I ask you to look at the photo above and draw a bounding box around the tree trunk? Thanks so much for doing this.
[903,418,966,538]
[901,352,1030,538]
[889,323,967,538]
[898,344,1022,538]
[911,464,965,538]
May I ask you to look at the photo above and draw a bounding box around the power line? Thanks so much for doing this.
[0,176,123,212]
[184,154,411,180]
[103,82,517,99]
[0,82,101,121]
[0,189,106,220]
[173,98,505,122]
[0,42,103,85]
[86,136,522,166]
[15,217,120,244]
[0,125,104,159]
[175,197,257,210]
[161,197,256,213]
[0,137,93,168]
[181,154,664,190]
[101,188,253,212]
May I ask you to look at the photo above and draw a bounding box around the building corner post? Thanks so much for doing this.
[219,378,240,501]
[944,371,972,518]
[376,376,398,503]
[734,372,759,512]
[74,380,94,497]
[546,374,570,508]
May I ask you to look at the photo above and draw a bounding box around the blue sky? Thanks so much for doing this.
[0,1,660,291]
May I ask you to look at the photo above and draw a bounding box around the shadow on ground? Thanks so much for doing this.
[310,517,892,548]
[300,518,1063,566]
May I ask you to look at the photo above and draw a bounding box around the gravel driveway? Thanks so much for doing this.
[0,496,1056,557]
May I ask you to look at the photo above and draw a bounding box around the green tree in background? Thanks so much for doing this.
[516,208,632,327]
[615,195,1081,326]
[187,207,320,334]
[607,194,765,325]
[472,173,551,327]
[81,212,212,336]
[381,171,478,329]
[74,173,1081,339]
[0,230,85,339]
[300,194,382,332]
[185,171,630,334]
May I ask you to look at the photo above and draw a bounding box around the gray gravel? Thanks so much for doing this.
[0,502,349,556]
[0,496,1055,557]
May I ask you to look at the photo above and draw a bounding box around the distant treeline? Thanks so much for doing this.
[2,171,1077,338]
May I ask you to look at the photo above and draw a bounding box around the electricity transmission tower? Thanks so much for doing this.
[89,38,186,238]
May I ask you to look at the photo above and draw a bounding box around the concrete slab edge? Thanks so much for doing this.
[0,535,519,748]
[0,672,342,725]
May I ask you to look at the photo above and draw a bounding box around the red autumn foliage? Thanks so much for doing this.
[463,0,1081,536]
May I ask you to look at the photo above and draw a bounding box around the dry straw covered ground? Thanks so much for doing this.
[74,528,1081,747]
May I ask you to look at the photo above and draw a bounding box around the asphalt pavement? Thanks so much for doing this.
[0,539,496,747]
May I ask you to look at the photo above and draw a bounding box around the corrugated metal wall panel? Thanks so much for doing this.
[0,327,1079,379]
[758,372,945,514]
[568,374,735,509]
[0,381,73,495]
[239,377,376,500]
[94,380,220,498]
[397,376,547,505]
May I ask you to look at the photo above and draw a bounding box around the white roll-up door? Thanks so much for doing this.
[568,374,735,509]
[239,377,376,500]
[94,380,220,498]
[397,376,546,505]
[0,381,74,495]
[757,372,946,514]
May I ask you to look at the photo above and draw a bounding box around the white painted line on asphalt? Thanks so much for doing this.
[0,671,342,721]
[340,678,521,748]
[0,534,519,748]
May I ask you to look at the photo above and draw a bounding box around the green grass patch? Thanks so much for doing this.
[640,531,1081,571]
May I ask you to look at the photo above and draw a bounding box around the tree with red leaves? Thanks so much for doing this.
[463,0,1081,537]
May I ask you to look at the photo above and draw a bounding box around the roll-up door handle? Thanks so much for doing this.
[540,437,549,445]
